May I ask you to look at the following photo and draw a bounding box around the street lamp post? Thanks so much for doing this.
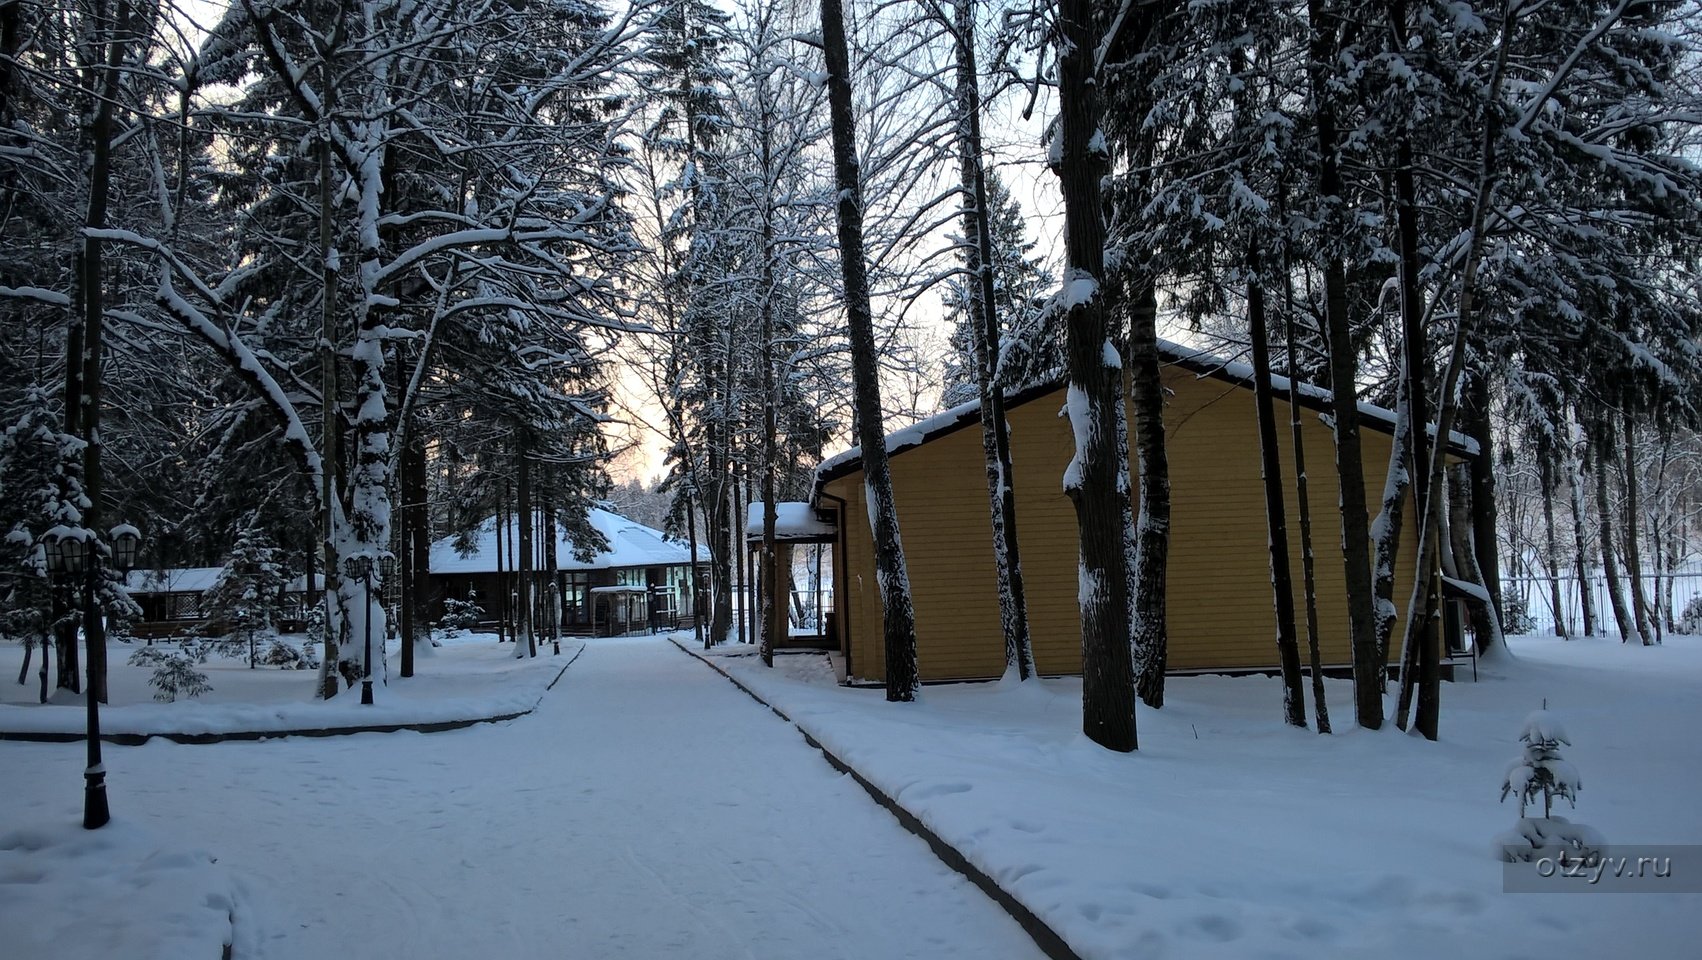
[45,523,138,830]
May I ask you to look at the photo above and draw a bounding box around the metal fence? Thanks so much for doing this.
[1502,567,1702,638]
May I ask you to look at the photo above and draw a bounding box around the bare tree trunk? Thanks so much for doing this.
[516,450,535,657]
[953,0,1033,680]
[38,628,50,703]
[1248,256,1306,727]
[1381,114,1425,683]
[544,487,561,647]
[1282,258,1330,733]
[1568,438,1598,636]
[822,0,920,701]
[1620,413,1654,645]
[315,25,344,699]
[410,432,432,656]
[757,98,779,668]
[734,463,748,646]
[18,634,33,686]
[1589,418,1640,642]
[495,489,508,642]
[1305,0,1381,729]
[1128,286,1172,713]
[398,428,427,675]
[1446,464,1504,656]
[1537,441,1569,638]
[1462,368,1503,624]
[1371,383,1411,682]
[1054,0,1136,749]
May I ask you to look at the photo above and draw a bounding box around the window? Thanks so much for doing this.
[563,572,591,626]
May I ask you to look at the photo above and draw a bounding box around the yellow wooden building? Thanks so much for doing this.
[805,341,1477,683]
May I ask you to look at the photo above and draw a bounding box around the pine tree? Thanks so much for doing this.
[205,523,289,668]
[1496,708,1603,862]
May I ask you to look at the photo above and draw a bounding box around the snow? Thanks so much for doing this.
[743,501,837,541]
[125,566,226,595]
[0,635,581,738]
[1058,270,1099,310]
[695,633,1702,959]
[1,636,1042,960]
[0,818,239,960]
[429,507,704,574]
[1520,709,1569,746]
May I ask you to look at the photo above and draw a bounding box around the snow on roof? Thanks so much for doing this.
[743,502,838,542]
[429,508,704,575]
[814,337,1480,491]
[125,567,225,595]
[125,568,324,594]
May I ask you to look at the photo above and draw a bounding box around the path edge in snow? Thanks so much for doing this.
[0,644,586,745]
[669,637,1083,960]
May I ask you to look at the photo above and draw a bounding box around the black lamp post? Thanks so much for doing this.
[45,524,137,829]
[344,555,375,705]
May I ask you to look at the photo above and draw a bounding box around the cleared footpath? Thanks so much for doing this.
[2,635,1045,960]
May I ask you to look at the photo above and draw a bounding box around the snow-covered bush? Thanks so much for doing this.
[128,644,212,703]
[1679,595,1702,636]
[262,637,313,670]
[1494,708,1604,862]
[438,596,484,636]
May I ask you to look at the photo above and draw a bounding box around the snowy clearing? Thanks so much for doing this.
[1,635,1044,960]
[0,633,581,738]
[695,634,1702,960]
[0,818,241,960]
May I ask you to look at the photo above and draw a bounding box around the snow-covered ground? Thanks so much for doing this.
[0,632,581,737]
[696,634,1702,960]
[0,818,242,960]
[1,635,1043,960]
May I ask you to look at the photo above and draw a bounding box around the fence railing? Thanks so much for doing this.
[1502,567,1701,638]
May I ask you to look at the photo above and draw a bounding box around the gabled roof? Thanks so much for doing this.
[123,569,324,595]
[428,508,704,575]
[814,338,1479,494]
[126,567,225,595]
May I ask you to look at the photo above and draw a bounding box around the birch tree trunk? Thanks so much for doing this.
[953,0,1034,679]
[822,0,919,701]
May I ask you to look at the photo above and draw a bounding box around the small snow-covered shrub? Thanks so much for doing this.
[262,637,313,669]
[1500,595,1537,635]
[1494,708,1604,862]
[1679,595,1702,636]
[438,597,484,636]
[127,644,212,703]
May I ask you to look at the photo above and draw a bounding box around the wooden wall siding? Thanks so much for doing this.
[825,367,1424,682]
